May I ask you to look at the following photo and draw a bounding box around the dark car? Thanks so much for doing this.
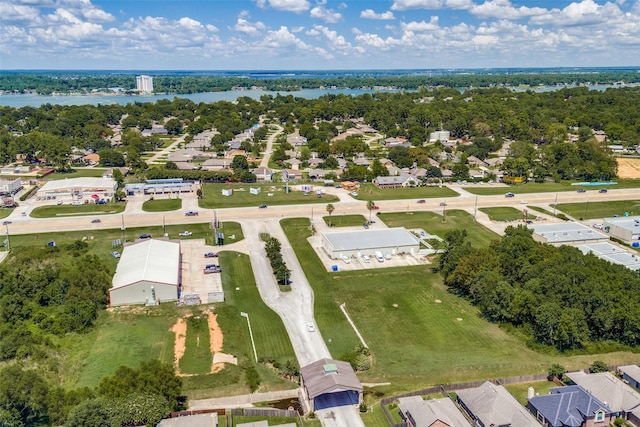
[259,204,267,209]
[577,188,586,193]
[599,189,608,193]
[204,252,218,258]
[505,192,515,197]
[138,233,152,239]
[417,199,426,204]
[185,211,198,216]
[91,218,101,223]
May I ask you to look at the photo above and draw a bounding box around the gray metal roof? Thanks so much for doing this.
[323,227,420,252]
[157,413,218,427]
[530,222,608,244]
[456,381,539,427]
[577,242,640,270]
[112,239,180,289]
[39,177,116,192]
[398,396,471,427]
[620,364,640,382]
[604,215,640,234]
[301,358,363,399]
[568,371,640,413]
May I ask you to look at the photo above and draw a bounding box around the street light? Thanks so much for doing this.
[240,312,258,363]
[2,220,11,252]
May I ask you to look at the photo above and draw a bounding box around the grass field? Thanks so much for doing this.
[45,168,110,180]
[479,207,536,222]
[464,179,640,196]
[353,183,458,201]
[180,315,213,375]
[198,183,339,209]
[323,214,367,227]
[505,380,556,405]
[556,199,640,220]
[142,198,182,212]
[30,202,126,218]
[0,208,12,219]
[281,217,640,395]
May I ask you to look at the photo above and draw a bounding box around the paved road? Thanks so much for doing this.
[147,133,188,165]
[259,124,283,168]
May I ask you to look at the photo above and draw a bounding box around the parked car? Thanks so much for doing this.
[577,188,586,193]
[178,231,192,237]
[417,199,426,204]
[138,233,151,239]
[439,202,447,207]
[593,223,604,229]
[306,323,316,332]
[57,200,63,205]
[362,255,371,263]
[111,251,120,259]
[259,204,267,209]
[373,205,380,210]
[363,222,369,229]
[520,200,528,204]
[599,189,608,193]
[185,211,198,216]
[505,192,515,197]
[341,255,351,264]
[204,252,218,258]
[91,218,101,223]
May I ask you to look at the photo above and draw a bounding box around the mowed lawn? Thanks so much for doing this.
[142,198,182,212]
[353,183,458,201]
[199,183,338,209]
[281,217,640,394]
[30,202,126,218]
[556,199,640,220]
[323,214,367,227]
[479,207,536,221]
[180,316,213,375]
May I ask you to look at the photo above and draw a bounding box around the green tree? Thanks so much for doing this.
[165,118,182,135]
[366,200,375,223]
[548,364,566,380]
[589,360,609,373]
[326,203,335,226]
[0,365,49,426]
[370,158,388,177]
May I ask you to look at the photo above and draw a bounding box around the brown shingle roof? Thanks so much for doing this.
[301,358,362,399]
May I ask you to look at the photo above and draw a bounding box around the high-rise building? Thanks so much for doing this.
[136,75,153,93]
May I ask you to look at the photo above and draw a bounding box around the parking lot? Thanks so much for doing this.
[180,239,224,303]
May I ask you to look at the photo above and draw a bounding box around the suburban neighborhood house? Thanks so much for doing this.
[398,395,472,427]
[300,358,363,412]
[527,384,614,427]
[456,381,540,427]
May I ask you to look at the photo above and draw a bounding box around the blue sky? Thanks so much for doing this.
[1,0,640,70]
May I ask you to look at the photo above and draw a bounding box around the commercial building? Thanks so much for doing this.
[300,358,363,412]
[0,178,21,195]
[136,75,154,93]
[109,239,181,306]
[38,177,117,199]
[530,222,609,246]
[124,178,193,195]
[321,227,421,259]
[603,216,640,244]
[576,242,640,271]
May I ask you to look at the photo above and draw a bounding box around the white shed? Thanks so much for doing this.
[109,239,181,306]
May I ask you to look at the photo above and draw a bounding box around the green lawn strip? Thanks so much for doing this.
[377,210,500,248]
[180,315,213,375]
[142,198,182,212]
[464,179,640,196]
[0,208,13,219]
[231,416,299,427]
[556,199,640,220]
[361,408,393,427]
[505,380,556,405]
[479,207,536,222]
[65,305,179,388]
[323,214,367,227]
[353,183,458,201]
[45,168,110,180]
[219,251,296,365]
[527,205,557,217]
[199,183,339,209]
[30,202,126,218]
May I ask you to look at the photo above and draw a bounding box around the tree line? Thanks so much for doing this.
[438,225,640,352]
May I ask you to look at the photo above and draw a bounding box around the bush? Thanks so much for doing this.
[547,363,566,380]
[245,367,261,392]
[19,186,37,201]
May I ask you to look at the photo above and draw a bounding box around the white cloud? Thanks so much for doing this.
[469,0,548,20]
[310,5,342,23]
[255,0,310,13]
[529,0,627,27]
[391,0,472,10]
[306,24,352,52]
[401,17,440,31]
[360,9,395,20]
[0,2,42,22]
[233,17,266,36]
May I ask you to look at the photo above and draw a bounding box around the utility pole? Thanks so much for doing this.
[553,193,558,216]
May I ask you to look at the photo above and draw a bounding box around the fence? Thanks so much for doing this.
[379,373,550,427]
[229,407,303,426]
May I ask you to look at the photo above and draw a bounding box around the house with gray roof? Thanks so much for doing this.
[398,396,471,427]
[568,371,640,424]
[300,358,363,412]
[620,365,640,390]
[157,412,218,427]
[527,384,613,427]
[456,381,539,427]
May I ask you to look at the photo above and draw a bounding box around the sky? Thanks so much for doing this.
[1,0,640,70]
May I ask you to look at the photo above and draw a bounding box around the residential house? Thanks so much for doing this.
[287,132,307,146]
[252,166,274,182]
[429,130,450,143]
[373,174,420,188]
[82,153,100,165]
[201,158,230,171]
[157,413,218,427]
[620,365,640,390]
[484,157,504,168]
[141,125,168,137]
[352,157,371,167]
[379,158,395,168]
[527,384,613,427]
[308,157,324,168]
[283,169,302,181]
[167,148,208,163]
[568,371,640,425]
[410,168,428,179]
[398,396,471,427]
[387,166,402,176]
[307,168,341,180]
[456,381,539,427]
[384,137,410,148]
[427,157,441,168]
[466,156,486,168]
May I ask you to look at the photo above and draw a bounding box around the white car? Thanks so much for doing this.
[362,255,371,263]
[520,200,528,204]
[341,255,351,264]
[307,323,316,332]
[178,231,193,237]
[593,223,604,230]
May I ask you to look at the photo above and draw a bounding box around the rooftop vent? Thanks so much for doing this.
[323,363,338,375]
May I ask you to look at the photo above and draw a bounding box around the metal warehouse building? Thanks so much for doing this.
[577,242,640,271]
[110,239,181,306]
[38,177,117,198]
[603,216,640,244]
[529,222,609,246]
[321,227,420,259]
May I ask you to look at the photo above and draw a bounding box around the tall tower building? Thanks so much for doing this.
[136,75,153,93]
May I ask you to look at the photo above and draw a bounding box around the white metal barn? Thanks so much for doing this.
[321,227,420,259]
[109,239,181,306]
